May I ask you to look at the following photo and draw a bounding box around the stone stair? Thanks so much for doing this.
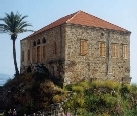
[0,86,4,113]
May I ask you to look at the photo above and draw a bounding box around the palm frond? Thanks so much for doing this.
[18,21,32,29]
[18,29,34,33]
[3,11,33,35]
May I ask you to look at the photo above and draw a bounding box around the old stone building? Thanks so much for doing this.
[20,10,131,85]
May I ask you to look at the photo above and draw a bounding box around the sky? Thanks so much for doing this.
[0,0,137,83]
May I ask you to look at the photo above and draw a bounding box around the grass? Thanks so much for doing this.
[0,113,3,116]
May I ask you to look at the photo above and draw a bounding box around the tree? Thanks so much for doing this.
[3,12,32,76]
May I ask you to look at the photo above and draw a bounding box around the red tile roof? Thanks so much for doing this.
[26,10,130,39]
[67,11,129,32]
[30,11,78,37]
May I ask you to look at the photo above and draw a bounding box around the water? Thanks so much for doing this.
[0,74,11,86]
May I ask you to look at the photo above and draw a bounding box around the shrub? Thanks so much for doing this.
[101,94,118,107]
[65,84,73,91]
[91,81,104,88]
[72,85,84,93]
[130,83,137,93]
[120,84,130,99]
[104,81,120,91]
[77,98,85,107]
[52,94,66,103]
[53,86,65,94]
[76,109,94,116]
[91,80,120,91]
[78,81,89,89]
[52,95,60,103]
[89,82,97,89]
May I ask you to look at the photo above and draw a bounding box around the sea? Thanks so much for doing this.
[0,74,11,86]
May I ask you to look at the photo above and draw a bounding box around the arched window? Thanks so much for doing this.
[33,41,36,46]
[37,39,40,45]
[42,37,46,43]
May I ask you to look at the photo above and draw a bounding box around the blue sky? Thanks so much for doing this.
[0,0,137,83]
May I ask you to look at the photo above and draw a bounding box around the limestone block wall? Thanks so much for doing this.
[20,23,130,85]
[20,39,31,67]
[108,31,130,82]
[20,25,66,77]
[64,24,130,84]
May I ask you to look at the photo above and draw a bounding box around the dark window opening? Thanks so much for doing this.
[37,39,40,45]
[42,37,46,43]
[33,41,36,46]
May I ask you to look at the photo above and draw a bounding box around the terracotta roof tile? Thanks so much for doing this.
[67,11,128,32]
[29,11,78,37]
[25,10,130,39]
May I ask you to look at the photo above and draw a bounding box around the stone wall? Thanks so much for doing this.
[20,39,31,73]
[20,25,66,77]
[64,24,130,84]
[20,23,131,85]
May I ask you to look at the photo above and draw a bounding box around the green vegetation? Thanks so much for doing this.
[63,81,137,116]
[3,73,137,116]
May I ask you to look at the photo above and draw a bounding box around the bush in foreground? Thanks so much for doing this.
[3,74,137,116]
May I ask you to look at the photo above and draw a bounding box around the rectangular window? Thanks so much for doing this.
[99,42,106,57]
[80,40,88,55]
[43,45,46,58]
[112,44,118,58]
[53,42,57,54]
[28,49,30,61]
[21,51,24,62]
[123,45,128,59]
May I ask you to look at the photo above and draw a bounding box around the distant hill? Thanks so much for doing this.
[0,74,12,86]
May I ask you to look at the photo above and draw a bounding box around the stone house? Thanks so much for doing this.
[20,10,131,85]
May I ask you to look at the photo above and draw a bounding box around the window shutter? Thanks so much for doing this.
[112,44,118,57]
[80,40,88,55]
[100,42,106,57]
[123,45,128,59]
